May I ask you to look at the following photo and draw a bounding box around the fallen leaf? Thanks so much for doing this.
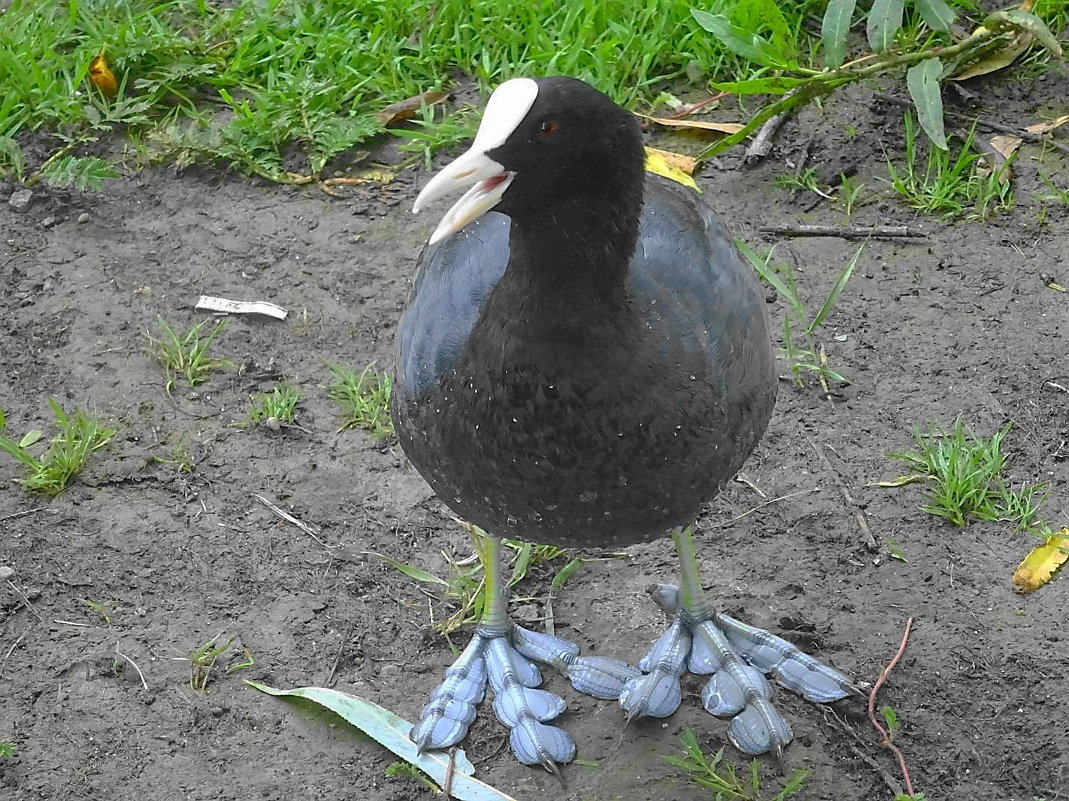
[873,474,927,488]
[990,135,1023,160]
[1012,529,1069,592]
[1025,114,1069,135]
[637,113,744,136]
[88,50,118,98]
[247,682,519,801]
[974,135,1020,183]
[1041,274,1066,292]
[644,146,699,191]
[950,29,1032,80]
[376,90,449,127]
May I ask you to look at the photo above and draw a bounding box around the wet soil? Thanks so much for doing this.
[2,71,1068,801]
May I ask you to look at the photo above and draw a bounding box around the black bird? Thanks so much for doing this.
[393,77,853,774]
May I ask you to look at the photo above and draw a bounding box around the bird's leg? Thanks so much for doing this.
[620,526,857,764]
[409,526,575,775]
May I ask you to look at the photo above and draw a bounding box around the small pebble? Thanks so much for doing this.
[8,189,33,211]
[77,212,90,224]
[41,215,57,228]
[0,566,13,581]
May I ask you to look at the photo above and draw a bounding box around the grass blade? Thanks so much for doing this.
[366,551,448,586]
[867,0,905,52]
[737,240,791,305]
[807,245,863,334]
[691,10,789,69]
[247,683,519,801]
[822,0,859,68]
[550,557,584,591]
[906,57,947,150]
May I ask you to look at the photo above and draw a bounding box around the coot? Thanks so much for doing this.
[393,76,854,775]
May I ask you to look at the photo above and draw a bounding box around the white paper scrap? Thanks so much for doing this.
[195,296,288,320]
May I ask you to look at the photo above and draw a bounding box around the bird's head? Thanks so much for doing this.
[413,77,644,245]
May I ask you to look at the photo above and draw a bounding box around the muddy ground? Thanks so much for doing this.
[2,71,1068,801]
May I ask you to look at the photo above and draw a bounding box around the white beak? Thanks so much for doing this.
[412,148,514,245]
[412,77,539,245]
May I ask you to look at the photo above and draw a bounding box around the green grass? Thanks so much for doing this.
[886,421,1049,534]
[0,741,15,758]
[188,634,253,692]
[740,241,861,389]
[371,527,586,636]
[327,363,394,440]
[247,384,301,429]
[385,761,441,794]
[0,0,828,182]
[664,728,809,800]
[1037,173,1069,207]
[82,598,113,625]
[885,114,1015,220]
[148,318,231,392]
[0,399,114,495]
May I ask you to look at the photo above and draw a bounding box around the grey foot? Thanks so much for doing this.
[619,584,857,762]
[410,623,639,774]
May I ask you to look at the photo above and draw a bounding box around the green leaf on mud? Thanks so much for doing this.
[906,57,947,150]
[867,0,904,53]
[915,0,956,33]
[807,245,863,334]
[365,551,448,585]
[550,557,584,590]
[821,0,858,68]
[18,429,44,448]
[691,10,790,69]
[247,683,519,801]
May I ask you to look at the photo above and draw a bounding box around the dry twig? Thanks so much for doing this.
[759,224,926,239]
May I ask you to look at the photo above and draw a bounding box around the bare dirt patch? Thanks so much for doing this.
[2,74,1067,801]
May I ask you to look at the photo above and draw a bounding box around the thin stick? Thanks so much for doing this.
[255,494,327,548]
[661,92,730,120]
[0,507,53,523]
[327,621,356,688]
[868,617,917,798]
[709,486,821,528]
[759,224,926,239]
[744,96,795,165]
[809,438,879,552]
[114,643,149,690]
[1,626,34,679]
[442,747,457,800]
[6,580,47,625]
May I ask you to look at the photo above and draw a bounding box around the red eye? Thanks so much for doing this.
[540,121,558,136]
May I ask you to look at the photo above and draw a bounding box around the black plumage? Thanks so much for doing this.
[391,76,852,772]
[394,79,775,548]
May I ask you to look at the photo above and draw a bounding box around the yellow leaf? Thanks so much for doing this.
[644,146,699,191]
[1012,529,1069,593]
[88,50,118,98]
[951,29,1032,81]
[873,474,927,488]
[638,113,744,136]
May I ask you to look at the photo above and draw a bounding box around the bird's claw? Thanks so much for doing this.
[512,624,640,700]
[410,630,575,771]
[620,587,852,759]
[619,616,690,719]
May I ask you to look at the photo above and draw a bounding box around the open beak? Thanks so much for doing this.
[413,147,514,245]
